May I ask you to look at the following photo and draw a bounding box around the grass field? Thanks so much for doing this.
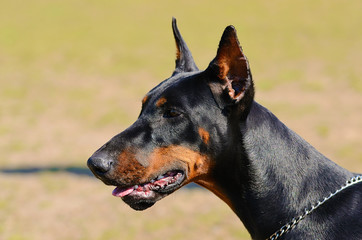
[1,1,361,239]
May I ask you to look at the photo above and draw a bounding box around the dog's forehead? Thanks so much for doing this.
[145,71,203,104]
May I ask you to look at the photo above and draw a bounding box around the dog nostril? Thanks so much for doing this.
[87,157,113,174]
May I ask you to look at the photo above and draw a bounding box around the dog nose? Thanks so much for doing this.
[87,156,113,175]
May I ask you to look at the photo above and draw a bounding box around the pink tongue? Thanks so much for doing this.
[112,186,134,197]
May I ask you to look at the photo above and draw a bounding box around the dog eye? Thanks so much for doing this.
[163,108,181,118]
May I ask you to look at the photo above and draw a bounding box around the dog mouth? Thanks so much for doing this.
[112,170,185,210]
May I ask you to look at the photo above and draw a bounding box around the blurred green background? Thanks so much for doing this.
[0,1,361,239]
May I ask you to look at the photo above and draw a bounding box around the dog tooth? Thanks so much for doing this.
[157,175,164,180]
[150,179,155,183]
[134,185,138,190]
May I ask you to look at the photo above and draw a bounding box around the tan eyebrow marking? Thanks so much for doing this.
[198,127,210,145]
[156,97,167,107]
[142,95,149,105]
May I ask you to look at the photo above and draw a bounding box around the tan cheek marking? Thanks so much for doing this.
[156,97,167,107]
[148,146,234,211]
[118,145,234,211]
[198,127,210,145]
[147,145,211,181]
[115,149,147,185]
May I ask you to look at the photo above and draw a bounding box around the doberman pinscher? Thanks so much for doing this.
[88,18,362,239]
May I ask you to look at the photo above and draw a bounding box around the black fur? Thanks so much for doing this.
[88,19,362,239]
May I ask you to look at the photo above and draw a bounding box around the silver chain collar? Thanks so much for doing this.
[267,175,362,240]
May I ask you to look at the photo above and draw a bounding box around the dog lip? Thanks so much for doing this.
[118,170,186,211]
[112,170,185,198]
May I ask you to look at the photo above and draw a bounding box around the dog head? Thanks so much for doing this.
[88,18,254,210]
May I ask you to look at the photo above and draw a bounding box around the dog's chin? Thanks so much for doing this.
[111,170,186,211]
[121,190,173,211]
[123,198,156,211]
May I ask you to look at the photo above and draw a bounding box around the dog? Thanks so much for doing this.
[88,18,362,239]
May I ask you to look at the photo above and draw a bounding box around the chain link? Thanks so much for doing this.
[267,175,362,240]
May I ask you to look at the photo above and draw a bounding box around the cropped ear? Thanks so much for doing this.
[172,18,199,75]
[208,26,253,103]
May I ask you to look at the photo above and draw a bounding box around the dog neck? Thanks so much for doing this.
[212,101,353,239]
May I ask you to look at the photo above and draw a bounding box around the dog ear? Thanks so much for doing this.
[172,18,199,75]
[208,26,253,103]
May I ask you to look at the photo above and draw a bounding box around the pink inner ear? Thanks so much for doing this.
[225,76,246,101]
[218,56,249,101]
[215,33,249,82]
[231,77,245,93]
[208,25,253,102]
